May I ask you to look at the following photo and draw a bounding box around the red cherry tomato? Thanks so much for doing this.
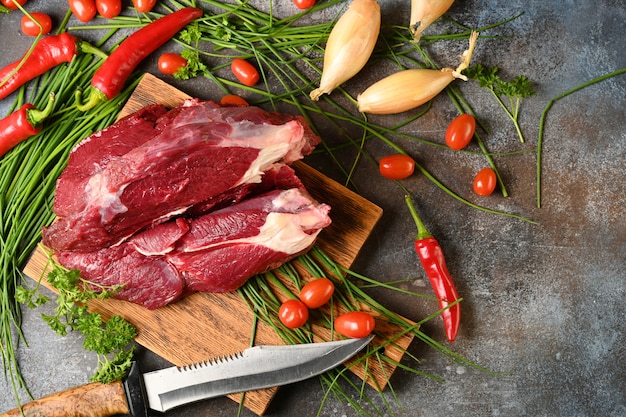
[132,0,156,13]
[96,0,122,18]
[157,53,188,75]
[445,113,476,150]
[334,311,375,339]
[473,167,497,196]
[299,278,334,309]
[231,58,260,87]
[21,12,53,36]
[278,299,309,329]
[220,95,249,107]
[1,0,28,10]
[293,0,316,9]
[379,154,415,180]
[68,0,97,22]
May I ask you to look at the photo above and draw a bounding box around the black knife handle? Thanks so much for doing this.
[0,381,130,417]
[123,361,148,417]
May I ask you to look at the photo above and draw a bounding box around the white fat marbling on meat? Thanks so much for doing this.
[233,121,304,186]
[185,211,322,255]
[85,172,129,224]
[183,189,330,254]
[244,211,323,254]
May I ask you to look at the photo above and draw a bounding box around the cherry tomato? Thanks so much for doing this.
[231,58,260,87]
[445,113,476,150]
[69,0,97,22]
[220,95,249,107]
[299,278,334,309]
[96,0,122,18]
[1,0,28,10]
[334,311,375,339]
[379,154,415,180]
[473,167,497,196]
[293,0,316,9]
[157,53,188,76]
[278,299,309,329]
[132,0,156,13]
[21,12,53,37]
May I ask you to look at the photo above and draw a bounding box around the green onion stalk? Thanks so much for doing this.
[536,67,626,207]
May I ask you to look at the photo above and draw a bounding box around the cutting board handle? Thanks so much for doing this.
[0,381,130,417]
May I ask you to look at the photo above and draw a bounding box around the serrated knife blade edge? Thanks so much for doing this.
[144,336,374,412]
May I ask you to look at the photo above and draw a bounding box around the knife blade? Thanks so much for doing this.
[0,336,373,417]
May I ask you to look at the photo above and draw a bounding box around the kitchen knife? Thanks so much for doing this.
[0,336,373,417]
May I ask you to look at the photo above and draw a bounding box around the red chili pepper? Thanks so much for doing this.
[0,93,55,158]
[0,33,105,101]
[405,195,460,342]
[75,7,203,111]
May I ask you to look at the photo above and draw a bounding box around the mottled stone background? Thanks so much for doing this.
[1,1,624,416]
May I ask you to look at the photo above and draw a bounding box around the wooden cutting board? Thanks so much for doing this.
[23,74,414,415]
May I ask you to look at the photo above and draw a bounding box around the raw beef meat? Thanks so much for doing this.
[169,188,331,293]
[130,218,189,256]
[42,99,321,252]
[57,245,184,310]
[44,99,331,309]
[52,104,169,219]
[56,187,331,309]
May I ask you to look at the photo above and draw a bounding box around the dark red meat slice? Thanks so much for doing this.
[53,187,330,308]
[168,188,331,292]
[52,104,168,218]
[57,245,183,310]
[187,163,304,216]
[175,244,291,293]
[176,188,323,252]
[130,218,189,256]
[42,100,321,252]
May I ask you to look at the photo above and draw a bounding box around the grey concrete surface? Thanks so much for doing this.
[1,1,624,416]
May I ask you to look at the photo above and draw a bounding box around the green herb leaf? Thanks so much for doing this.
[464,63,535,142]
[509,74,535,98]
[464,63,499,89]
[179,23,202,44]
[23,261,137,384]
[41,313,67,336]
[465,64,535,98]
[90,346,136,384]
[14,285,49,309]
[174,49,208,80]
[215,17,235,41]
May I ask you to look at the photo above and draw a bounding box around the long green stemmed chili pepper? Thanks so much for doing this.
[0,33,105,100]
[0,93,55,158]
[405,195,461,342]
[75,7,203,111]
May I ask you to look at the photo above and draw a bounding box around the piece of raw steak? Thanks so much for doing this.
[56,187,331,309]
[57,244,185,310]
[169,187,331,293]
[42,99,321,252]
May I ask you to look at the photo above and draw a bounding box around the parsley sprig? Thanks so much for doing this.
[175,22,209,80]
[464,63,535,143]
[175,49,208,80]
[16,261,137,384]
[174,17,238,82]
